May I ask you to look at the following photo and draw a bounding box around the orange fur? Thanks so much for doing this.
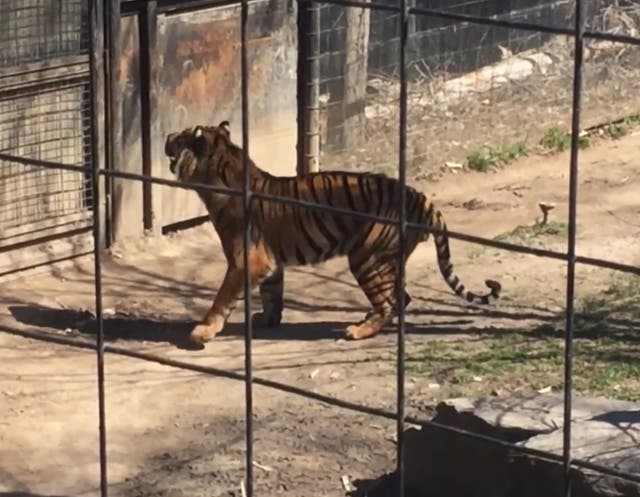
[165,122,501,345]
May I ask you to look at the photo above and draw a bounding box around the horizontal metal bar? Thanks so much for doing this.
[161,214,210,235]
[584,30,640,46]
[122,0,640,47]
[300,0,640,46]
[3,151,638,278]
[121,0,259,15]
[104,168,244,197]
[407,220,640,277]
[0,212,93,243]
[250,190,640,277]
[0,152,243,199]
[0,152,93,175]
[300,0,402,13]
[410,4,575,37]
[3,323,640,485]
[0,226,92,254]
[0,251,93,278]
[0,74,91,100]
[0,55,90,93]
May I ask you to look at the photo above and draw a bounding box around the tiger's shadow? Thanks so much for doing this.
[8,304,431,351]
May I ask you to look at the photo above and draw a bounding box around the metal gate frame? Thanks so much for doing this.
[0,0,100,277]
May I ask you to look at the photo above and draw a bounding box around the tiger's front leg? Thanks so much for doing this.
[190,266,246,345]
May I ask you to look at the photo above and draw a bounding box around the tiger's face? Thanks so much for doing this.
[164,121,231,183]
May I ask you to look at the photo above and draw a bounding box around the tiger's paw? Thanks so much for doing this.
[251,311,282,329]
[345,323,377,340]
[190,317,224,345]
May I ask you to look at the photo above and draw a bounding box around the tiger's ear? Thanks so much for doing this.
[218,120,231,139]
[192,125,210,155]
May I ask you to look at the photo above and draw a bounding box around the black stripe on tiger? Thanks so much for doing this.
[164,122,502,345]
[428,206,501,305]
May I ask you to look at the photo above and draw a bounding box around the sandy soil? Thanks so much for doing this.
[1,132,639,497]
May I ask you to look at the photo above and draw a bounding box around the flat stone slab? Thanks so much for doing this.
[523,418,640,474]
[404,393,640,497]
[445,392,640,433]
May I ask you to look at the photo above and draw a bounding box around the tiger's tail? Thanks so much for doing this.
[427,203,501,305]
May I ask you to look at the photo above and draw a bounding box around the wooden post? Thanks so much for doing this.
[297,0,320,175]
[304,1,320,173]
[342,1,370,149]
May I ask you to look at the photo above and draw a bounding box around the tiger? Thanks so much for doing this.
[164,121,501,346]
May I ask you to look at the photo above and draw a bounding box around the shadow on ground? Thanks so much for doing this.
[0,494,69,497]
[7,301,558,353]
[348,472,423,497]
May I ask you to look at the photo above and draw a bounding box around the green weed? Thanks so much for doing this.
[465,141,529,172]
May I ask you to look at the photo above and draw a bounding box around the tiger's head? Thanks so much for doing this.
[164,120,232,184]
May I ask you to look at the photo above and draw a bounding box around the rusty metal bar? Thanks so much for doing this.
[239,0,254,494]
[2,150,640,279]
[121,0,640,47]
[562,0,585,495]
[90,0,108,495]
[296,0,308,176]
[296,0,640,46]
[396,0,409,493]
[5,323,640,487]
[106,0,122,247]
[0,226,92,254]
[138,0,158,232]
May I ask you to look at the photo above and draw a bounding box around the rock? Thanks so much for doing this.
[403,393,640,497]
[445,392,640,434]
[524,418,640,471]
[462,198,485,210]
[511,418,640,497]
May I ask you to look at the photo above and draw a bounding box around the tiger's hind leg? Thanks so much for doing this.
[346,255,411,340]
[251,266,284,329]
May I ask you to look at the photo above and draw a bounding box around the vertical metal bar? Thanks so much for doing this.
[91,0,106,249]
[296,0,309,176]
[396,0,409,496]
[138,0,158,232]
[240,0,254,495]
[102,0,113,247]
[563,1,584,496]
[108,0,122,246]
[89,0,108,495]
[304,0,320,173]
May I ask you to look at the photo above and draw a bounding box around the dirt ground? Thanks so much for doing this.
[1,132,639,497]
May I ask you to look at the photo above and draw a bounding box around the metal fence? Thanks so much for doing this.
[315,0,640,177]
[0,0,93,276]
[1,0,640,496]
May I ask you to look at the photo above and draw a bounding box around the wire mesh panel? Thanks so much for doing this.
[0,0,92,266]
[0,0,88,68]
[0,81,92,234]
[315,0,640,177]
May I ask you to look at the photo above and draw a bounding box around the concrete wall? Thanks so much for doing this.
[116,0,298,240]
